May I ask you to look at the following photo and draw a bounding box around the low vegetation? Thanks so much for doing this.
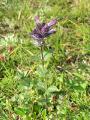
[0,0,90,119]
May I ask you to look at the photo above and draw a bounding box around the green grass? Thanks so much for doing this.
[0,0,90,119]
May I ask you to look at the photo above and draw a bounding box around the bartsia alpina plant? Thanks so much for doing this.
[31,16,57,46]
[30,16,57,67]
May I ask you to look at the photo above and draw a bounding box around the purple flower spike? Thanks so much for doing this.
[31,16,57,46]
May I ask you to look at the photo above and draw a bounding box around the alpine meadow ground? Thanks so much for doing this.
[0,0,90,120]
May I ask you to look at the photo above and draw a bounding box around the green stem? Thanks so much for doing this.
[40,44,44,67]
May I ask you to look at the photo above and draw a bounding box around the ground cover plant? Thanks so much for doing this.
[0,0,90,119]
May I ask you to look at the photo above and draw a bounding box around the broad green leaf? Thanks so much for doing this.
[46,85,59,94]
[14,108,27,116]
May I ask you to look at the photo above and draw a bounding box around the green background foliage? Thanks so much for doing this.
[0,0,90,119]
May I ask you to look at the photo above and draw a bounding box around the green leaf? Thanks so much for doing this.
[37,81,46,94]
[42,109,47,120]
[14,107,27,116]
[46,85,59,94]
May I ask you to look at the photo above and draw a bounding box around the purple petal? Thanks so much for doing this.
[34,16,41,25]
[48,29,56,34]
[47,19,57,27]
[44,29,56,37]
[32,27,41,35]
[36,23,45,33]
[41,19,57,33]
[41,24,49,33]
